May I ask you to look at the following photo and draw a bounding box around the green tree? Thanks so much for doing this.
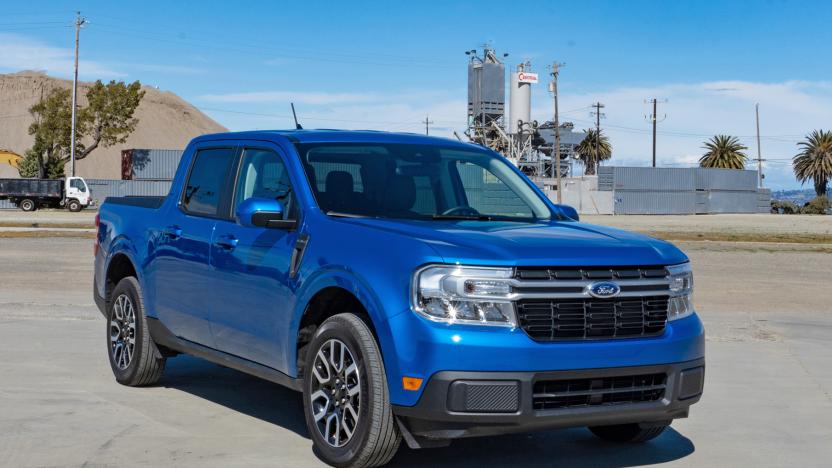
[699,135,748,169]
[793,130,832,197]
[17,146,65,179]
[21,80,145,178]
[574,128,612,175]
[73,80,145,163]
[19,88,73,178]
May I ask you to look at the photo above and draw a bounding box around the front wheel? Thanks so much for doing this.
[589,422,669,443]
[67,199,82,212]
[303,313,401,467]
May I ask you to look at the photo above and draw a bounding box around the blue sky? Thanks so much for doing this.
[2,0,832,189]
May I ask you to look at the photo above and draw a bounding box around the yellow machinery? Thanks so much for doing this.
[0,149,22,169]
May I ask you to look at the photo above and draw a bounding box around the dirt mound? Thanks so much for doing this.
[0,71,226,179]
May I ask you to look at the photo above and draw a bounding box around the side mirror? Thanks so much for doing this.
[555,204,579,221]
[236,197,295,229]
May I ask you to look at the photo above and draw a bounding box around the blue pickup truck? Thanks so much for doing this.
[94,130,704,467]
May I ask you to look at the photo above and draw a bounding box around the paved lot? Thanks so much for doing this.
[1,236,831,467]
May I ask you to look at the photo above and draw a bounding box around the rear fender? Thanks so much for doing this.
[99,236,144,305]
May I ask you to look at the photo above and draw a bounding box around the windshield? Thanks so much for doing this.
[296,143,553,221]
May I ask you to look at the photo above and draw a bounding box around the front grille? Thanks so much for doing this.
[515,266,668,281]
[533,373,667,410]
[517,296,669,341]
[511,266,671,342]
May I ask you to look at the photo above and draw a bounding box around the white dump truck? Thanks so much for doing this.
[0,176,92,212]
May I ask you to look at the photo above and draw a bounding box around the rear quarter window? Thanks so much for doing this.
[182,148,235,217]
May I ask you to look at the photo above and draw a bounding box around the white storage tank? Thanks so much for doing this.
[508,63,536,134]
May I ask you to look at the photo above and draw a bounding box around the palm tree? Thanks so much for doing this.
[574,128,612,175]
[793,130,832,197]
[699,135,748,169]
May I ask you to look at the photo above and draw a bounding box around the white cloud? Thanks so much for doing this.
[198,90,381,106]
[0,33,124,79]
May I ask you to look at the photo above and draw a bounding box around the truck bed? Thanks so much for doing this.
[0,178,63,198]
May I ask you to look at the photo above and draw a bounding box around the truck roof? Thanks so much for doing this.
[192,129,480,148]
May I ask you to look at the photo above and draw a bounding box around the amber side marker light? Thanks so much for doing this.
[402,377,423,391]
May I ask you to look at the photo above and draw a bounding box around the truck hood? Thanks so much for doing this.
[346,218,688,267]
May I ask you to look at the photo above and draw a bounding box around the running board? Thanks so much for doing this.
[147,317,303,392]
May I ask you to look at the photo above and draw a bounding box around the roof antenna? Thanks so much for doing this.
[290,102,303,130]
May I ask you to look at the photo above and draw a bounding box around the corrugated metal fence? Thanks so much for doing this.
[0,179,173,210]
[87,179,172,205]
[121,149,183,180]
[598,166,770,214]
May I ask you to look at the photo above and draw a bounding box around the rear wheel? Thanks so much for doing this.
[107,277,166,386]
[303,313,401,467]
[67,199,82,212]
[589,422,669,443]
[19,199,36,211]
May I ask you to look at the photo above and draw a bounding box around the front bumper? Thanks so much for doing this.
[393,358,704,441]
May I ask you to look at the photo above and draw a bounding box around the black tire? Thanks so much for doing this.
[303,313,401,467]
[19,199,36,212]
[67,199,82,212]
[107,277,166,386]
[589,422,669,443]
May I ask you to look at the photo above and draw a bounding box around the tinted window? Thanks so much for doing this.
[297,143,552,221]
[235,149,297,220]
[182,148,235,217]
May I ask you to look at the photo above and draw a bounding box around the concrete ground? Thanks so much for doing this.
[0,223,831,466]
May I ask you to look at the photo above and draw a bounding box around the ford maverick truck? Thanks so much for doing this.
[94,130,704,467]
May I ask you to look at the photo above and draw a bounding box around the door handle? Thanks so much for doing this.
[162,225,182,239]
[214,235,238,250]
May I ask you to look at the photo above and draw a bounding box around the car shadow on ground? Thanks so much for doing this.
[160,355,695,467]
[389,427,694,467]
[159,355,309,438]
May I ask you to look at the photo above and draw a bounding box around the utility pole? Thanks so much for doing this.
[422,114,433,135]
[591,102,605,174]
[70,11,86,178]
[645,98,666,167]
[755,103,763,188]
[549,62,565,203]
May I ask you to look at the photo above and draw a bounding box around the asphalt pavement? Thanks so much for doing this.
[0,236,830,467]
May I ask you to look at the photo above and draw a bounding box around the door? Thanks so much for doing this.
[148,146,237,347]
[208,146,300,370]
[66,177,90,205]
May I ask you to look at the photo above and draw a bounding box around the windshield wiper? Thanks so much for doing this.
[431,214,493,221]
[326,211,370,218]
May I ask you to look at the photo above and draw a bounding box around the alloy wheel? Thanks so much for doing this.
[110,294,137,370]
[309,339,362,447]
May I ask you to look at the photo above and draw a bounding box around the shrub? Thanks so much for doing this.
[800,195,831,215]
[770,200,800,214]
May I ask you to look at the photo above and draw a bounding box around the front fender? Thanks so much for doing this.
[286,266,401,383]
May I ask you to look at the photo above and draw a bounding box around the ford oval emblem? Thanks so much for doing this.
[588,281,621,298]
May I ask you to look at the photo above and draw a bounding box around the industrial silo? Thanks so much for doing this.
[508,63,537,134]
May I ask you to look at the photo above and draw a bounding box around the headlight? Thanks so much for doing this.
[667,263,695,321]
[412,265,517,327]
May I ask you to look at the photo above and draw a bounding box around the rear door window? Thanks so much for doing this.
[181,148,236,217]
